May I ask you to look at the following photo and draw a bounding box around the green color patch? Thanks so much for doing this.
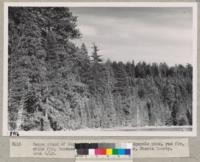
[112,149,118,155]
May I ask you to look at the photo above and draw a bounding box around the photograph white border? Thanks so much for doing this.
[2,2,198,136]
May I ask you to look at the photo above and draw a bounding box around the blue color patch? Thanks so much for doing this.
[125,149,131,155]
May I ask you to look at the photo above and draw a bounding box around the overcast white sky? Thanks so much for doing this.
[70,7,193,66]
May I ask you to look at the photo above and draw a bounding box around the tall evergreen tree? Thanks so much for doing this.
[91,43,102,63]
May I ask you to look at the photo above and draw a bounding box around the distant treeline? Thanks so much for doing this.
[8,7,192,131]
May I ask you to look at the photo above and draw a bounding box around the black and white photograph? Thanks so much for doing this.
[3,2,197,136]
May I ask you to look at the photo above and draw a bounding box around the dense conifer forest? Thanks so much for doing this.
[8,7,193,131]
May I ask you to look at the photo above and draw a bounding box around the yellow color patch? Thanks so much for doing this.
[106,149,112,155]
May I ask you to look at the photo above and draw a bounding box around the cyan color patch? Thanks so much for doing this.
[117,149,126,155]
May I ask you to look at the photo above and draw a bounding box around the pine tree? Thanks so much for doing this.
[91,43,102,63]
[88,44,105,95]
[125,61,135,87]
[9,7,46,130]
[135,62,146,78]
[8,7,81,130]
[159,63,169,77]
[112,61,129,96]
[77,43,91,84]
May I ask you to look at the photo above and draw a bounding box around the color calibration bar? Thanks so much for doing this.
[75,143,132,159]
